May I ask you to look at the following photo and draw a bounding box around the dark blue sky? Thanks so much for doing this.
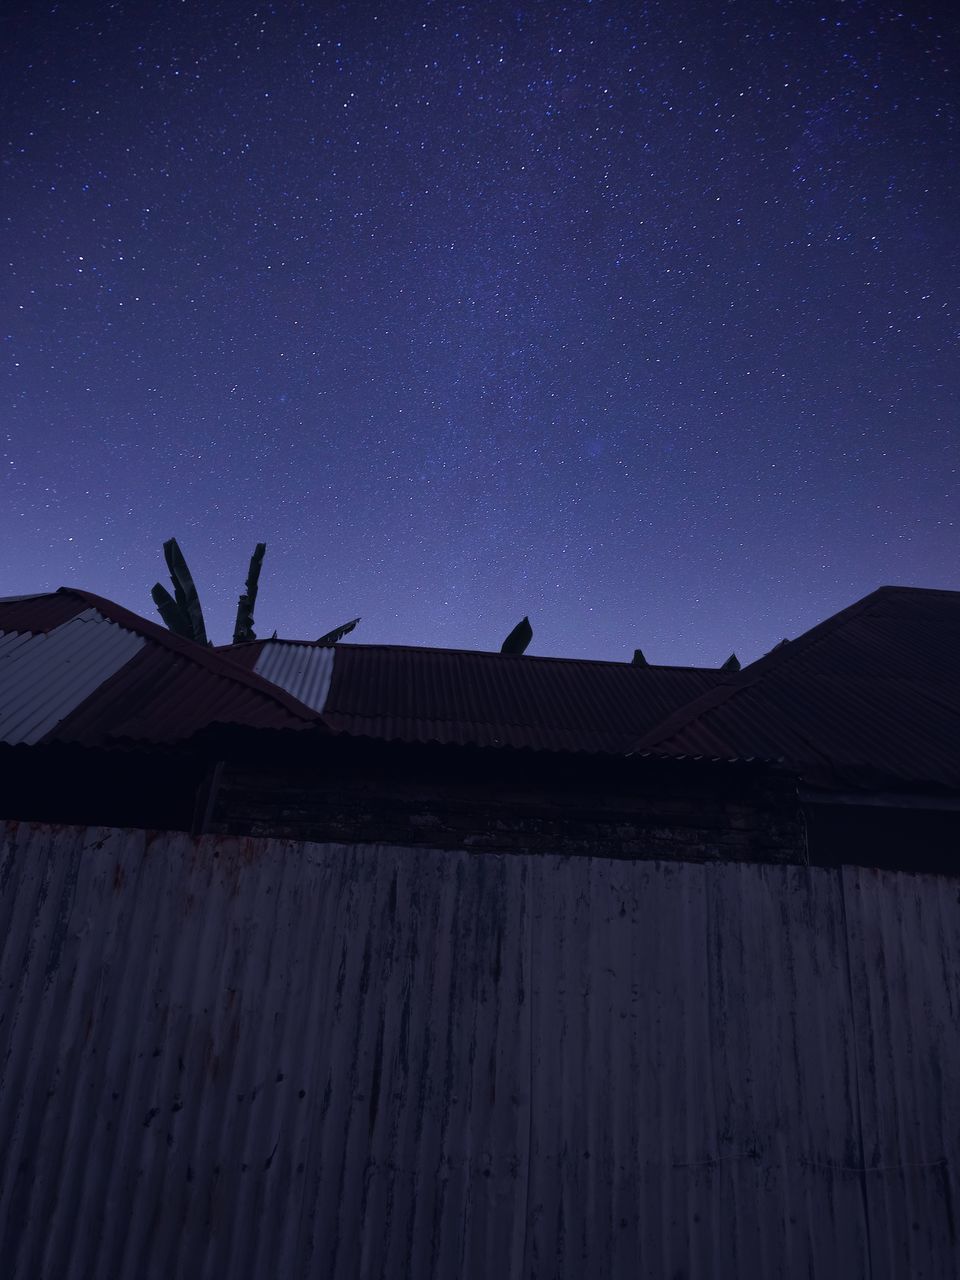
[3,0,957,662]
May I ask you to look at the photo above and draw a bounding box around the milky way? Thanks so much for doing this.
[2,1,957,661]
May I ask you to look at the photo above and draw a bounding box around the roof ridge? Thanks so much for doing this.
[629,587,895,755]
[56,588,323,725]
[219,637,719,672]
[872,584,960,598]
[735,587,893,682]
[631,582,960,765]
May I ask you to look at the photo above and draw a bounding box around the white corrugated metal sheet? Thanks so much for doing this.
[252,641,336,712]
[0,823,958,1278]
[0,631,35,660]
[0,611,145,744]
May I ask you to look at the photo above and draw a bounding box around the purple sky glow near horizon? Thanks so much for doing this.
[2,0,958,664]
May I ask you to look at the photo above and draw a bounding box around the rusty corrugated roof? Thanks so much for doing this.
[0,589,324,747]
[2,819,959,1278]
[220,639,726,753]
[324,645,726,752]
[9,583,958,777]
[633,586,960,791]
[0,591,92,634]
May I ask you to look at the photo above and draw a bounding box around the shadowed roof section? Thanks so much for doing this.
[0,589,325,747]
[220,638,726,753]
[0,591,93,634]
[631,586,960,792]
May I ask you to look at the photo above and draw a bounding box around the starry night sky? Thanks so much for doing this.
[2,0,958,663]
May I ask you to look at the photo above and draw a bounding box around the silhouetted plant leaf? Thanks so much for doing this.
[501,616,533,654]
[151,582,192,638]
[161,538,208,645]
[152,538,358,647]
[316,617,360,645]
[233,542,267,644]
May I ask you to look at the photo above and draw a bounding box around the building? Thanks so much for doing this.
[2,583,957,867]
[0,583,958,1277]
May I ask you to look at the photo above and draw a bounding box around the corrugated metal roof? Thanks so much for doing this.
[8,583,957,778]
[0,630,40,662]
[0,592,89,635]
[218,637,271,670]
[216,640,725,753]
[0,590,325,747]
[0,610,145,745]
[634,586,960,790]
[251,641,336,713]
[318,644,724,753]
[52,647,317,746]
[1,819,959,1278]
[2,592,722,758]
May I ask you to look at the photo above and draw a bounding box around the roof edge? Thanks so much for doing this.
[55,588,327,727]
[217,637,720,674]
[738,584,960,683]
[628,586,913,756]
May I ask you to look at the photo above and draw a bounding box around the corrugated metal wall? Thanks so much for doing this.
[0,822,957,1279]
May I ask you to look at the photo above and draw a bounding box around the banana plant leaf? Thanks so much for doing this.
[316,617,360,645]
[151,582,192,638]
[721,652,741,672]
[233,542,267,644]
[501,616,532,654]
[162,538,208,645]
